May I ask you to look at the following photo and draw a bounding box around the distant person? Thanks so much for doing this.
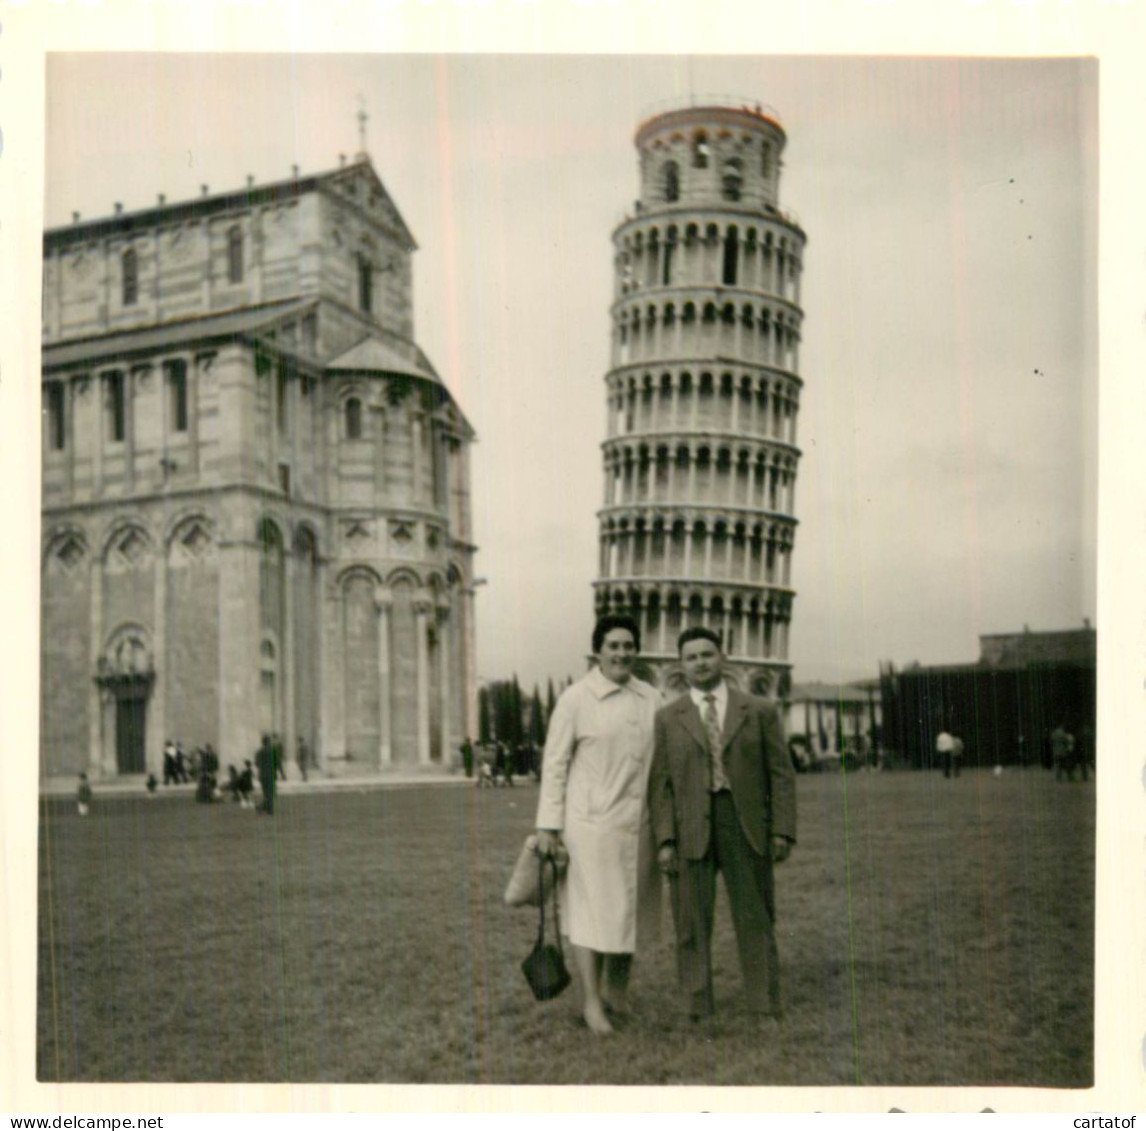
[255,735,277,815]
[535,615,663,1035]
[936,730,955,778]
[163,740,177,786]
[648,627,796,1027]
[297,736,310,783]
[1051,724,1077,782]
[950,735,964,778]
[76,773,93,817]
[274,734,287,782]
[175,742,189,784]
[146,772,158,797]
[195,768,214,804]
[1076,723,1094,782]
[238,760,255,809]
[202,743,219,778]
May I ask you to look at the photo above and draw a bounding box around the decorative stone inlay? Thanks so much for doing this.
[390,520,414,544]
[58,536,85,570]
[116,528,148,565]
[344,520,371,542]
[181,521,211,557]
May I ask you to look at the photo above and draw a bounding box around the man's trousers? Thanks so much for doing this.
[669,790,780,1017]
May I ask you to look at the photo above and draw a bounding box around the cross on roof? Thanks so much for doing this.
[357,94,369,156]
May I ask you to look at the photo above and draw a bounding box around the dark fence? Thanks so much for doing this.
[879,661,1096,770]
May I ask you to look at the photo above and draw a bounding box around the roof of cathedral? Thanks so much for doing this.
[42,299,314,370]
[44,155,417,252]
[325,336,439,384]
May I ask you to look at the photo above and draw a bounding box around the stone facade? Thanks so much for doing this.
[41,156,478,780]
[594,104,806,697]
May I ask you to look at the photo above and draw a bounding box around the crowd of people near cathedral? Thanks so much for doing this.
[122,733,309,816]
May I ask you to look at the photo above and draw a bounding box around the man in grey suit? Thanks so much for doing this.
[648,627,797,1025]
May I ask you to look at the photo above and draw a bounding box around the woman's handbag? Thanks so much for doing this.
[521,856,572,1001]
[504,835,567,907]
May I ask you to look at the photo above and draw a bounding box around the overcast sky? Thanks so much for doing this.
[43,53,1098,689]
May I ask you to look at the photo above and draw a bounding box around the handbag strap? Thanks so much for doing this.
[536,854,564,956]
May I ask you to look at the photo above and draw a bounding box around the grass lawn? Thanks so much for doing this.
[37,768,1094,1086]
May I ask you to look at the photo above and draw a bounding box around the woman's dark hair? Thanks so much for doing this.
[592,614,641,654]
[677,626,723,654]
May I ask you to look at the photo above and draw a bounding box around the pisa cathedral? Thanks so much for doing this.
[40,152,478,781]
[595,103,805,698]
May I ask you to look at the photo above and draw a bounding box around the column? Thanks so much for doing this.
[152,544,167,773]
[727,457,738,506]
[464,586,479,740]
[725,531,735,578]
[315,557,328,774]
[738,606,747,659]
[730,380,741,433]
[438,598,453,764]
[657,588,668,654]
[126,366,142,491]
[283,547,296,775]
[683,522,693,577]
[411,413,423,504]
[88,558,104,776]
[376,590,392,765]
[414,593,432,765]
[687,449,697,500]
[65,378,76,495]
[702,526,713,578]
[218,537,262,779]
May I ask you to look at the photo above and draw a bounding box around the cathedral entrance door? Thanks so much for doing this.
[115,686,148,774]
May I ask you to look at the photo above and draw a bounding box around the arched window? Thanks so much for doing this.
[122,248,138,306]
[663,160,680,202]
[692,132,709,169]
[227,226,243,284]
[345,396,363,440]
[46,382,65,451]
[165,359,188,433]
[104,370,126,443]
[723,228,739,285]
[722,158,743,201]
[357,254,373,314]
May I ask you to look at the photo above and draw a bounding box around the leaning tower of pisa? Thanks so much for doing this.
[594,101,806,699]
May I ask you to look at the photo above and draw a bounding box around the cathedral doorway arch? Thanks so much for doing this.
[96,625,154,775]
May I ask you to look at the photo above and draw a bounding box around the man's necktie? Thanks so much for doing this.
[703,693,728,790]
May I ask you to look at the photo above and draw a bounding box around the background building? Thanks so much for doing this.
[593,102,806,697]
[40,152,478,781]
[878,621,1097,769]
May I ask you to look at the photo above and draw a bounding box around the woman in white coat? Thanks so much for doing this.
[535,615,663,1034]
